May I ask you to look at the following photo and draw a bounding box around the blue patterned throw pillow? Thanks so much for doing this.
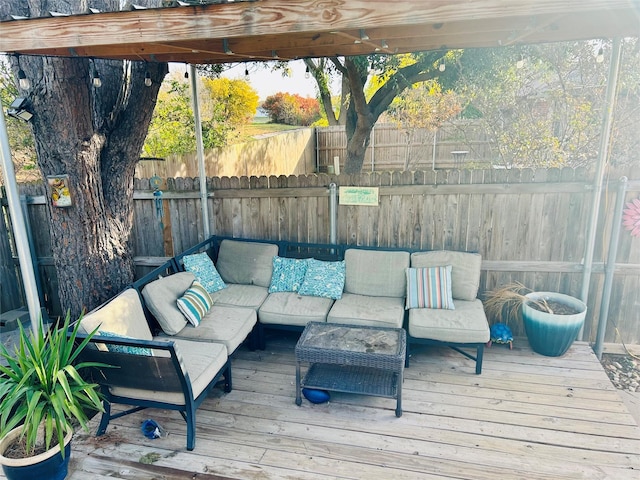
[406,265,455,310]
[268,256,309,293]
[182,252,226,294]
[176,280,213,327]
[298,258,346,300]
[97,331,153,356]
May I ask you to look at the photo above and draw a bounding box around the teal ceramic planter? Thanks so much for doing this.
[523,292,587,357]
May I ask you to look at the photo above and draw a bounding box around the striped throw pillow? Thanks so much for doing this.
[406,266,455,310]
[177,280,213,327]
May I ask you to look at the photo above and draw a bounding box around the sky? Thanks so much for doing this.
[222,60,320,100]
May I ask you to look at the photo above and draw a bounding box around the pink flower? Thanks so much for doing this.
[622,198,640,237]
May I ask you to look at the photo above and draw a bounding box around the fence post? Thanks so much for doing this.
[329,182,337,244]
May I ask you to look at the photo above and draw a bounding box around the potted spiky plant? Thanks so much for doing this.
[484,282,587,357]
[0,313,105,480]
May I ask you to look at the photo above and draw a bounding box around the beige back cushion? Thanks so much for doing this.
[344,249,410,298]
[80,288,152,340]
[141,271,195,335]
[410,251,482,301]
[216,240,278,288]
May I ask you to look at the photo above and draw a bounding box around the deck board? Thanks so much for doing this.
[6,333,638,479]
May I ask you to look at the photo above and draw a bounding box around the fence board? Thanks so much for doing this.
[4,166,640,344]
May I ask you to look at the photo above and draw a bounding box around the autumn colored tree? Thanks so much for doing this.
[262,92,320,126]
[200,77,259,145]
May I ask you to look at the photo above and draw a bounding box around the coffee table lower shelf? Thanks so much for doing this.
[297,363,402,417]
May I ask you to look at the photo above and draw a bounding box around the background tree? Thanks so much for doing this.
[262,92,321,126]
[303,58,349,126]
[455,41,640,168]
[386,81,462,169]
[200,77,259,145]
[0,0,168,318]
[301,52,459,173]
[143,75,259,158]
[143,79,195,158]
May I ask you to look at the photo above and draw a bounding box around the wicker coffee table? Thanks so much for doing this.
[295,322,406,417]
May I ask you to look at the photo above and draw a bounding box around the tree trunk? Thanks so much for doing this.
[1,0,168,318]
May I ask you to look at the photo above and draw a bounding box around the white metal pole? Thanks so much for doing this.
[189,64,211,239]
[579,38,622,339]
[0,109,42,332]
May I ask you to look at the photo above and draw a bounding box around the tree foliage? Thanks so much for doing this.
[143,75,259,158]
[262,92,321,126]
[386,81,462,169]
[455,40,640,168]
[200,76,259,145]
[0,57,37,184]
[143,79,195,158]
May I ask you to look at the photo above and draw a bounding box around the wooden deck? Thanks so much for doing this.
[49,333,640,479]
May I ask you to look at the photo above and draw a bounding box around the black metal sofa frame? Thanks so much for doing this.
[76,333,231,451]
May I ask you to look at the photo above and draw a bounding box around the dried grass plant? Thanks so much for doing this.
[483,282,553,325]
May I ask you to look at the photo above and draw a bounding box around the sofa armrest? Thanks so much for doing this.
[76,334,189,393]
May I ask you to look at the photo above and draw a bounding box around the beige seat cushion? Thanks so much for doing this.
[141,272,195,335]
[259,292,333,326]
[210,283,269,311]
[344,249,410,298]
[81,288,152,341]
[327,293,405,328]
[408,298,489,343]
[109,339,228,405]
[168,305,257,355]
[410,251,482,301]
[216,240,278,288]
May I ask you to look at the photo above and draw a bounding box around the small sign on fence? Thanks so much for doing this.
[338,186,379,206]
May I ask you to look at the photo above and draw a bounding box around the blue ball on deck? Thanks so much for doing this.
[490,323,514,349]
[302,388,330,404]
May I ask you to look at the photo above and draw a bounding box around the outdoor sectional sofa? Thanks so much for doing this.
[76,235,489,449]
[171,235,489,373]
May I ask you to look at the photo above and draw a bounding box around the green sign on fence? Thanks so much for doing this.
[339,186,379,206]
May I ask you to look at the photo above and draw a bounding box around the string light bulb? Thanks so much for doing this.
[596,47,604,63]
[92,71,102,88]
[144,70,152,87]
[244,67,250,82]
[17,68,30,90]
[516,55,525,69]
[305,65,310,79]
[438,62,446,72]
[184,64,189,79]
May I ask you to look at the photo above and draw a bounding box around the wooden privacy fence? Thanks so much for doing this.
[3,166,640,345]
[316,122,495,172]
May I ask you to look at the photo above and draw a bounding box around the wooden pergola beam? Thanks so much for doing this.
[0,0,638,63]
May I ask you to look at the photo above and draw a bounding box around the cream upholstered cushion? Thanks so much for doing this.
[344,249,410,298]
[109,339,228,405]
[168,305,257,355]
[210,284,269,311]
[215,240,278,288]
[408,298,489,344]
[81,288,152,341]
[327,293,405,328]
[142,272,195,335]
[259,292,333,326]
[410,251,482,301]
